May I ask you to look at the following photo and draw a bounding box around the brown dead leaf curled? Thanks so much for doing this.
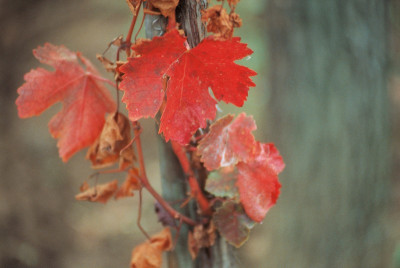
[202,6,242,39]
[130,228,173,268]
[115,168,141,199]
[148,0,179,18]
[188,231,198,260]
[75,180,118,204]
[188,222,217,260]
[86,112,135,169]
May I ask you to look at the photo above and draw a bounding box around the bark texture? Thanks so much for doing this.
[266,1,391,267]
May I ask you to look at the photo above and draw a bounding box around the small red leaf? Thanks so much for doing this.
[16,44,116,161]
[197,113,256,170]
[237,142,284,222]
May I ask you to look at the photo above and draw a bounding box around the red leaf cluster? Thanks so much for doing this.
[198,113,285,222]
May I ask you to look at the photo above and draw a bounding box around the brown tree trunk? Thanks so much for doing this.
[265,1,391,267]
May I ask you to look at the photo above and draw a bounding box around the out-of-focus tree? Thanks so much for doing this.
[265,1,392,267]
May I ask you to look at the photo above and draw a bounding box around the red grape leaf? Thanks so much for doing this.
[213,200,255,248]
[120,30,256,144]
[237,142,284,222]
[130,228,172,268]
[263,143,285,174]
[75,180,118,204]
[16,44,116,161]
[197,113,257,170]
[205,165,240,199]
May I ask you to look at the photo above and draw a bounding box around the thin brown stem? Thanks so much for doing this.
[134,11,146,42]
[125,0,143,47]
[171,141,212,215]
[137,188,151,240]
[132,121,197,226]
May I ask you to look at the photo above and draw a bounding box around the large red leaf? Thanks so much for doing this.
[197,113,256,170]
[237,142,284,222]
[120,30,256,144]
[16,44,116,161]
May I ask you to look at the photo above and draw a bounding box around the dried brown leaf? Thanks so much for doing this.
[97,54,126,81]
[188,222,216,260]
[75,180,118,204]
[213,201,255,247]
[148,0,179,18]
[115,168,141,199]
[202,5,242,39]
[86,112,135,169]
[229,12,242,28]
[188,231,199,260]
[131,228,173,268]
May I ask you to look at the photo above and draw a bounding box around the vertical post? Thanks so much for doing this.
[145,0,237,266]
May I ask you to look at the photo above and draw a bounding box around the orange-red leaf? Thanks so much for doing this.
[75,180,118,204]
[16,44,116,161]
[237,142,284,222]
[197,113,256,170]
[130,228,172,268]
[120,30,256,144]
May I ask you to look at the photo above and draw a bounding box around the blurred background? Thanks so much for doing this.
[1,0,399,267]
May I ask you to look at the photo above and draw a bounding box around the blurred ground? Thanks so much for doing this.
[1,0,399,267]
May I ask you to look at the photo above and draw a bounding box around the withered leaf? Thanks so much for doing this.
[213,200,255,248]
[148,0,179,18]
[115,168,141,199]
[131,228,173,268]
[188,231,198,260]
[96,55,126,81]
[202,6,242,39]
[86,112,135,169]
[188,222,217,259]
[75,180,118,204]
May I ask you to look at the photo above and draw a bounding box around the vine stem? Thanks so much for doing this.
[132,121,197,226]
[170,141,212,215]
[125,0,143,48]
